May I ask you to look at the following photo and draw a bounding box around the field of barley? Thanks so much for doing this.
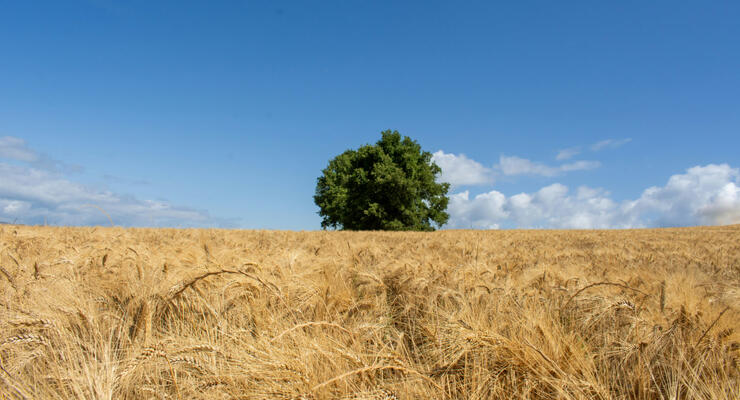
[0,225,738,399]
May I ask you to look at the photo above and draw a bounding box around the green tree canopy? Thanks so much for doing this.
[314,130,450,231]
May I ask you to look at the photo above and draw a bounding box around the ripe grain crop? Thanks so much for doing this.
[0,225,738,399]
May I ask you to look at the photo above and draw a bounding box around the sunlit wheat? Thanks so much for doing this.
[0,225,738,399]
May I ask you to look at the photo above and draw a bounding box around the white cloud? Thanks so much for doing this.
[446,164,740,229]
[432,150,494,186]
[622,164,740,227]
[556,147,580,161]
[433,150,601,183]
[0,136,233,227]
[1,200,31,215]
[497,155,600,177]
[0,136,38,162]
[447,184,617,229]
[556,137,630,161]
[448,190,507,229]
[0,136,81,173]
[498,156,553,176]
[560,160,602,172]
[591,138,631,151]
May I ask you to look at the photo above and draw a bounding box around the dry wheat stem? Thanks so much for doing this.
[166,268,266,300]
[271,321,355,343]
[561,281,651,312]
[694,305,731,347]
[311,364,445,394]
[0,265,16,289]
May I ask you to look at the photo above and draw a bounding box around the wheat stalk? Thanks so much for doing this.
[312,364,443,394]
[271,321,355,343]
[0,264,16,289]
[561,281,650,312]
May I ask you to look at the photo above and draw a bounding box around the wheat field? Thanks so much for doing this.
[0,225,738,399]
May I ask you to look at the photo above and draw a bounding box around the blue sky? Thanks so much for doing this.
[1,1,739,229]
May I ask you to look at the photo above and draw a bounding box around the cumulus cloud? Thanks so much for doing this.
[448,190,507,229]
[591,138,631,151]
[0,136,232,227]
[497,155,600,177]
[622,164,740,227]
[446,163,740,229]
[447,184,618,229]
[432,150,494,186]
[433,150,601,184]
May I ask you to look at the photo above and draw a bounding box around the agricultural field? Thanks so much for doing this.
[0,225,738,399]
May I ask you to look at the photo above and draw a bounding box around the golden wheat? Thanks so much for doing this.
[0,225,738,399]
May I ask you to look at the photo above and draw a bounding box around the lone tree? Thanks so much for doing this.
[314,130,450,231]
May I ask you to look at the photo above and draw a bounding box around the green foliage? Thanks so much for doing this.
[314,130,450,231]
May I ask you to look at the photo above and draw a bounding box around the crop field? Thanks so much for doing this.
[0,225,738,399]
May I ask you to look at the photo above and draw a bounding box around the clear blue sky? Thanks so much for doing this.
[1,1,739,229]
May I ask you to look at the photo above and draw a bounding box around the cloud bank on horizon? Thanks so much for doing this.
[434,146,740,229]
[2,135,738,229]
[0,136,232,227]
